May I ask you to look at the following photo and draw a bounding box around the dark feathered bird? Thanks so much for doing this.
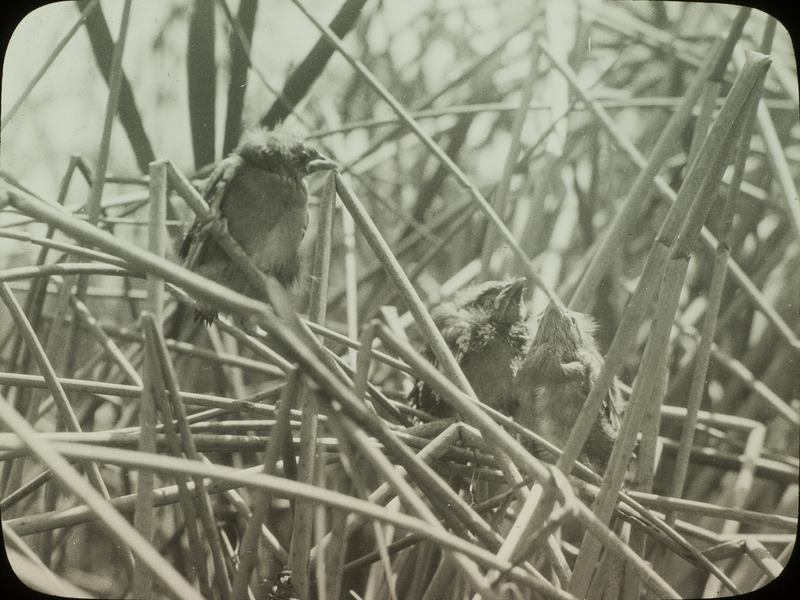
[409,278,531,418]
[179,128,338,323]
[514,298,628,475]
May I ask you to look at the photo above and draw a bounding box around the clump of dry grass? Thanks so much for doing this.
[0,2,797,599]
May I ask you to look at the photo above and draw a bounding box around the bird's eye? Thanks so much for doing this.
[295,148,320,168]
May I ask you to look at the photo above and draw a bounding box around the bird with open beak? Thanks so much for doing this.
[514,297,628,475]
[179,128,338,323]
[409,277,531,418]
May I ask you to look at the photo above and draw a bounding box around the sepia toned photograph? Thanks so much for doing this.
[0,1,797,598]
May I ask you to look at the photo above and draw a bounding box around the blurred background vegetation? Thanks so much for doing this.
[0,1,798,599]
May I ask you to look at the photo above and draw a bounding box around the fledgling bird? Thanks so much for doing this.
[179,128,338,323]
[514,298,628,475]
[398,278,531,600]
[408,278,531,418]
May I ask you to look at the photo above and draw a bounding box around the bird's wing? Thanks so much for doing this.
[407,342,464,419]
[203,154,247,208]
[179,154,247,264]
[178,220,198,261]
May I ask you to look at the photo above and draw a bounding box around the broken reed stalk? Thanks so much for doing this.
[567,52,770,598]
[667,45,768,515]
[565,7,745,312]
[554,50,772,485]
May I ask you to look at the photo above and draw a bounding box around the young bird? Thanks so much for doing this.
[179,128,338,323]
[514,298,627,475]
[409,278,531,418]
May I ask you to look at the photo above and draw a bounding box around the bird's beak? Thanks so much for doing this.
[493,277,527,324]
[535,296,573,338]
[306,156,339,173]
[540,296,569,321]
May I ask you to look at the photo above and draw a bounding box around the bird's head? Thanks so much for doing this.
[491,277,528,325]
[433,278,529,353]
[447,278,527,320]
[236,128,338,176]
[532,298,598,358]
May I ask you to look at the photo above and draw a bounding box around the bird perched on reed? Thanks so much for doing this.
[408,277,531,418]
[514,297,628,475]
[179,128,338,323]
